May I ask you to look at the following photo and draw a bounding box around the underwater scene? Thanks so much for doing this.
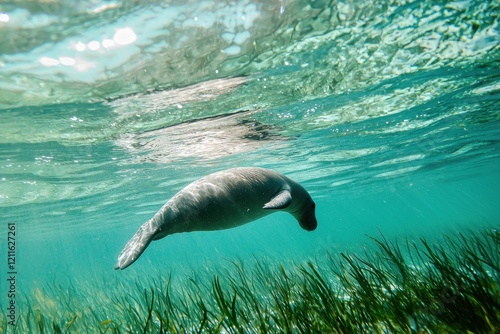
[0,0,499,332]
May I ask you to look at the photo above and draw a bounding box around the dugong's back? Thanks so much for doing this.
[162,167,292,233]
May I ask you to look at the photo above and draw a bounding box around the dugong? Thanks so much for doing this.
[115,167,317,270]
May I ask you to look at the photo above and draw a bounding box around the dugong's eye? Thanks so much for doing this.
[311,202,316,209]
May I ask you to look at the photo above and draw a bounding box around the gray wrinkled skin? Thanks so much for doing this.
[115,167,316,270]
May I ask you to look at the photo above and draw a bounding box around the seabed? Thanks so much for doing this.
[1,227,499,333]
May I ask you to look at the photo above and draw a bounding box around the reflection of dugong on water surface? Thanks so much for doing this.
[115,167,317,270]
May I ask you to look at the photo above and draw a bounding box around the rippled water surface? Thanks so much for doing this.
[0,0,499,308]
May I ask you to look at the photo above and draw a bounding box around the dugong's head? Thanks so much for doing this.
[296,199,317,231]
[284,180,317,231]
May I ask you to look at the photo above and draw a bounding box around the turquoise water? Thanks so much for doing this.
[0,0,499,329]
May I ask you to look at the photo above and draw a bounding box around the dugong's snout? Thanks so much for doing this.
[299,215,317,231]
[297,201,317,231]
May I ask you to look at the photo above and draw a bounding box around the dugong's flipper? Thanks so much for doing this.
[115,221,155,270]
[263,189,292,209]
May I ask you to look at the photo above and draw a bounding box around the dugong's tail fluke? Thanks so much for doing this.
[115,222,155,270]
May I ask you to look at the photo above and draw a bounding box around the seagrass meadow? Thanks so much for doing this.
[1,227,498,333]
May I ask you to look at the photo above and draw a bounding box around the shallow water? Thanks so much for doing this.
[0,0,499,326]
